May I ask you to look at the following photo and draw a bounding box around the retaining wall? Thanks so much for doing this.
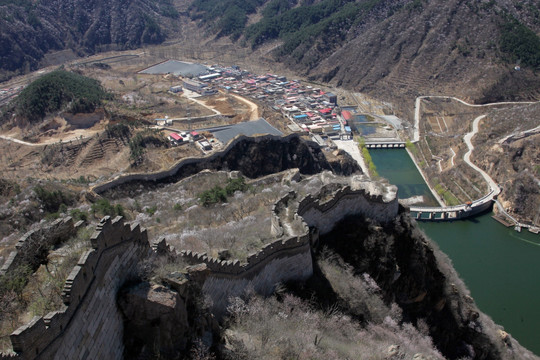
[1,216,151,360]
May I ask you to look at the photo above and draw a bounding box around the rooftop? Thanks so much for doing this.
[210,118,283,145]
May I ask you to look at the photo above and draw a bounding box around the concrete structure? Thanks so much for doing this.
[410,189,498,221]
[364,141,405,149]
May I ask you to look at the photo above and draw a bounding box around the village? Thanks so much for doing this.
[144,60,404,154]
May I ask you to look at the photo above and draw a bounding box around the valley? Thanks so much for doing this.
[0,0,539,358]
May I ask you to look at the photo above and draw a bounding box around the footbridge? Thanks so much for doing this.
[410,189,499,221]
[365,141,405,149]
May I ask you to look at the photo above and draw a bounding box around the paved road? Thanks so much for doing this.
[332,139,369,175]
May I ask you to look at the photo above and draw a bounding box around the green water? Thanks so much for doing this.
[370,149,540,355]
[370,149,439,206]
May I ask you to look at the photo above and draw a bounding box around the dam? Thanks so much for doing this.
[370,148,540,355]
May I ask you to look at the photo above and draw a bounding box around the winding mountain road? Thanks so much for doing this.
[412,96,539,143]
[463,115,499,194]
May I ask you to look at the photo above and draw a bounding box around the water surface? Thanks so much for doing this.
[370,148,540,355]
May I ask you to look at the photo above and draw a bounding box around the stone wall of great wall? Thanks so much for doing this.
[0,217,80,277]
[1,216,151,360]
[91,133,319,195]
[1,178,399,358]
[163,179,399,317]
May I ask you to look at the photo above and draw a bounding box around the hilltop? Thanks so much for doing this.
[3,70,111,124]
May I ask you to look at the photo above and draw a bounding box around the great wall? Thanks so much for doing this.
[90,133,330,195]
[1,174,399,359]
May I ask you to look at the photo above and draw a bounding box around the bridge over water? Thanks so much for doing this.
[410,189,499,221]
[364,141,405,149]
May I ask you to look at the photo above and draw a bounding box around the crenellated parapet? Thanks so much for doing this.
[296,181,399,234]
[91,133,313,195]
[3,216,151,360]
[1,175,401,357]
[179,233,310,276]
[174,178,398,316]
[1,217,81,277]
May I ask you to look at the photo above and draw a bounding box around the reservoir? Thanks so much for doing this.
[370,148,540,355]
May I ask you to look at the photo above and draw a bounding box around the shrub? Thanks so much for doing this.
[146,206,157,216]
[34,185,72,213]
[0,264,32,299]
[198,177,249,206]
[199,185,228,207]
[69,209,88,222]
[106,123,131,139]
[91,198,124,218]
[173,203,183,211]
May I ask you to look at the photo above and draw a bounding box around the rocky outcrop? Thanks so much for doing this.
[318,211,536,359]
[118,283,190,359]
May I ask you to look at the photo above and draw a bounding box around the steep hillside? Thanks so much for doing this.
[0,0,178,81]
[190,0,540,108]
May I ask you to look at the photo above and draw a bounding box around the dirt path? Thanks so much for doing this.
[412,96,539,143]
[229,93,259,120]
[463,115,500,193]
[0,133,94,147]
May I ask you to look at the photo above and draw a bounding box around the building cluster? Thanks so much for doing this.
[168,130,213,152]
[171,64,353,142]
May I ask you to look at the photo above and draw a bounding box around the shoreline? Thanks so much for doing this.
[404,148,446,207]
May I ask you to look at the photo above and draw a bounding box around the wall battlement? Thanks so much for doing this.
[165,180,398,280]
[91,133,315,195]
[2,175,399,358]
[172,179,398,315]
[2,216,151,360]
[1,217,81,277]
